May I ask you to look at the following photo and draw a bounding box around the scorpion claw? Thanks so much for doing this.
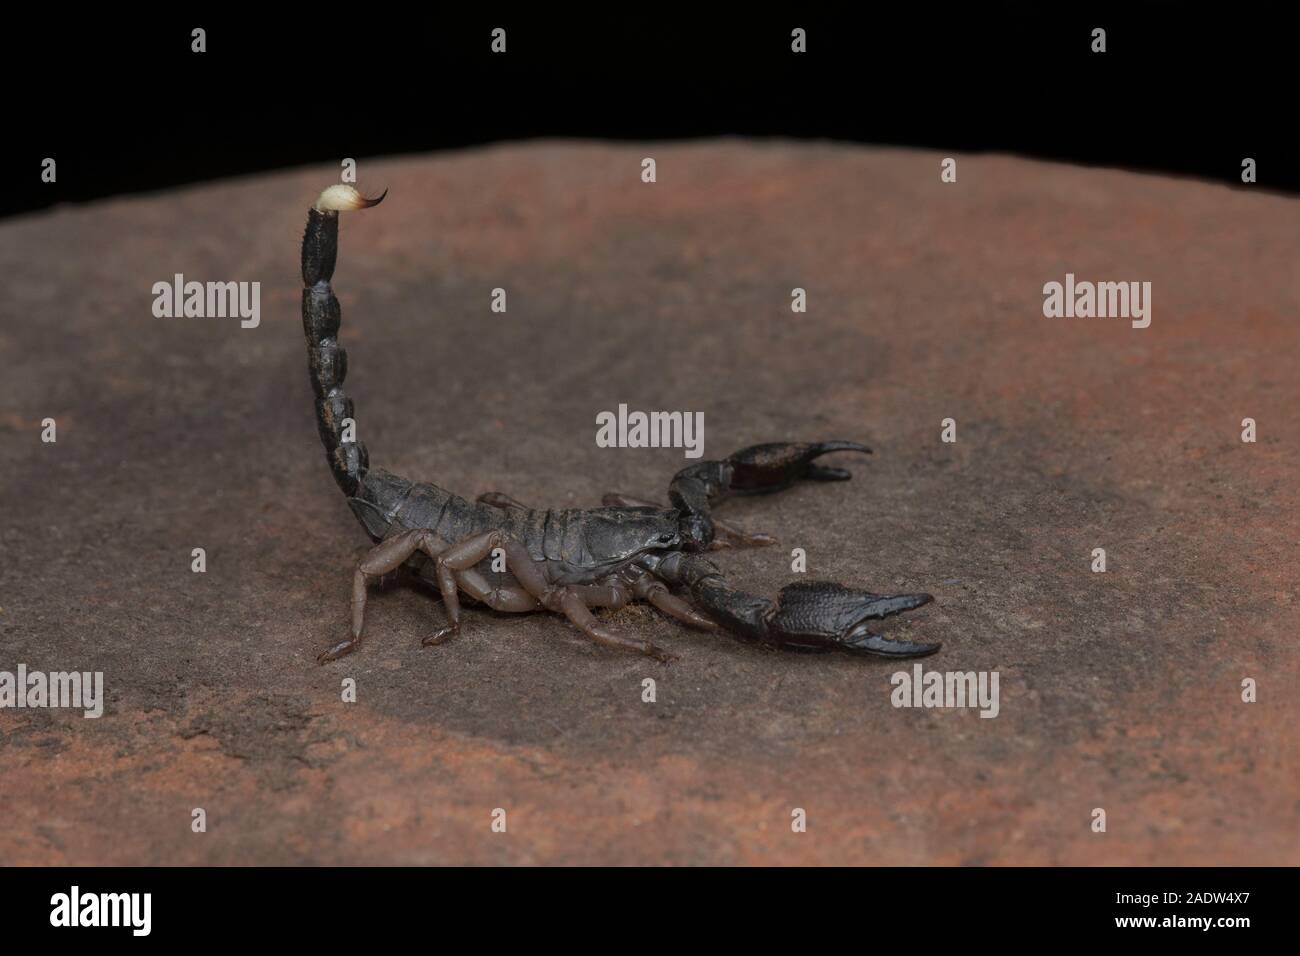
[766,582,937,658]
[804,464,852,482]
[841,626,942,658]
[726,441,872,493]
[859,592,934,619]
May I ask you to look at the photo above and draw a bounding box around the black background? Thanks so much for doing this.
[0,866,1283,942]
[4,3,1295,219]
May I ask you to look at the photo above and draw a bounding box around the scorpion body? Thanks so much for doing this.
[302,184,939,664]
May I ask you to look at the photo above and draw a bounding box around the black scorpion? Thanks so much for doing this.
[301,185,940,664]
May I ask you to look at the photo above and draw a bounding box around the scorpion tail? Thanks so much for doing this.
[301,185,387,497]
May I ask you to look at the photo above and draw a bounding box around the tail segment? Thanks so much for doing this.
[300,185,386,497]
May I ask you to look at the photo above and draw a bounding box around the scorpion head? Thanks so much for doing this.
[585,508,683,565]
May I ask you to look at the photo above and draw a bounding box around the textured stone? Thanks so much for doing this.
[0,142,1295,864]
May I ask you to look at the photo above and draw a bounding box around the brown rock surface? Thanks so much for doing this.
[1,142,1295,864]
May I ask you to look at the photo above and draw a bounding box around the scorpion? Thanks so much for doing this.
[301,184,940,664]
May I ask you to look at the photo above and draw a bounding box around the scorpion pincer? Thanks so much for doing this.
[301,184,940,665]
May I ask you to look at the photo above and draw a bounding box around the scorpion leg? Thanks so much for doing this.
[429,531,673,661]
[425,531,511,645]
[568,576,712,651]
[554,589,675,663]
[629,572,716,630]
[448,567,541,614]
[542,579,677,661]
[318,528,447,663]
[477,491,529,510]
[565,584,630,608]
[701,521,778,550]
[601,492,776,550]
[425,567,540,647]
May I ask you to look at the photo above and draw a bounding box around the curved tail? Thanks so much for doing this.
[300,185,387,497]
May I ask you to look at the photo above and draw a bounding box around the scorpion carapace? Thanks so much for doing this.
[301,184,940,664]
